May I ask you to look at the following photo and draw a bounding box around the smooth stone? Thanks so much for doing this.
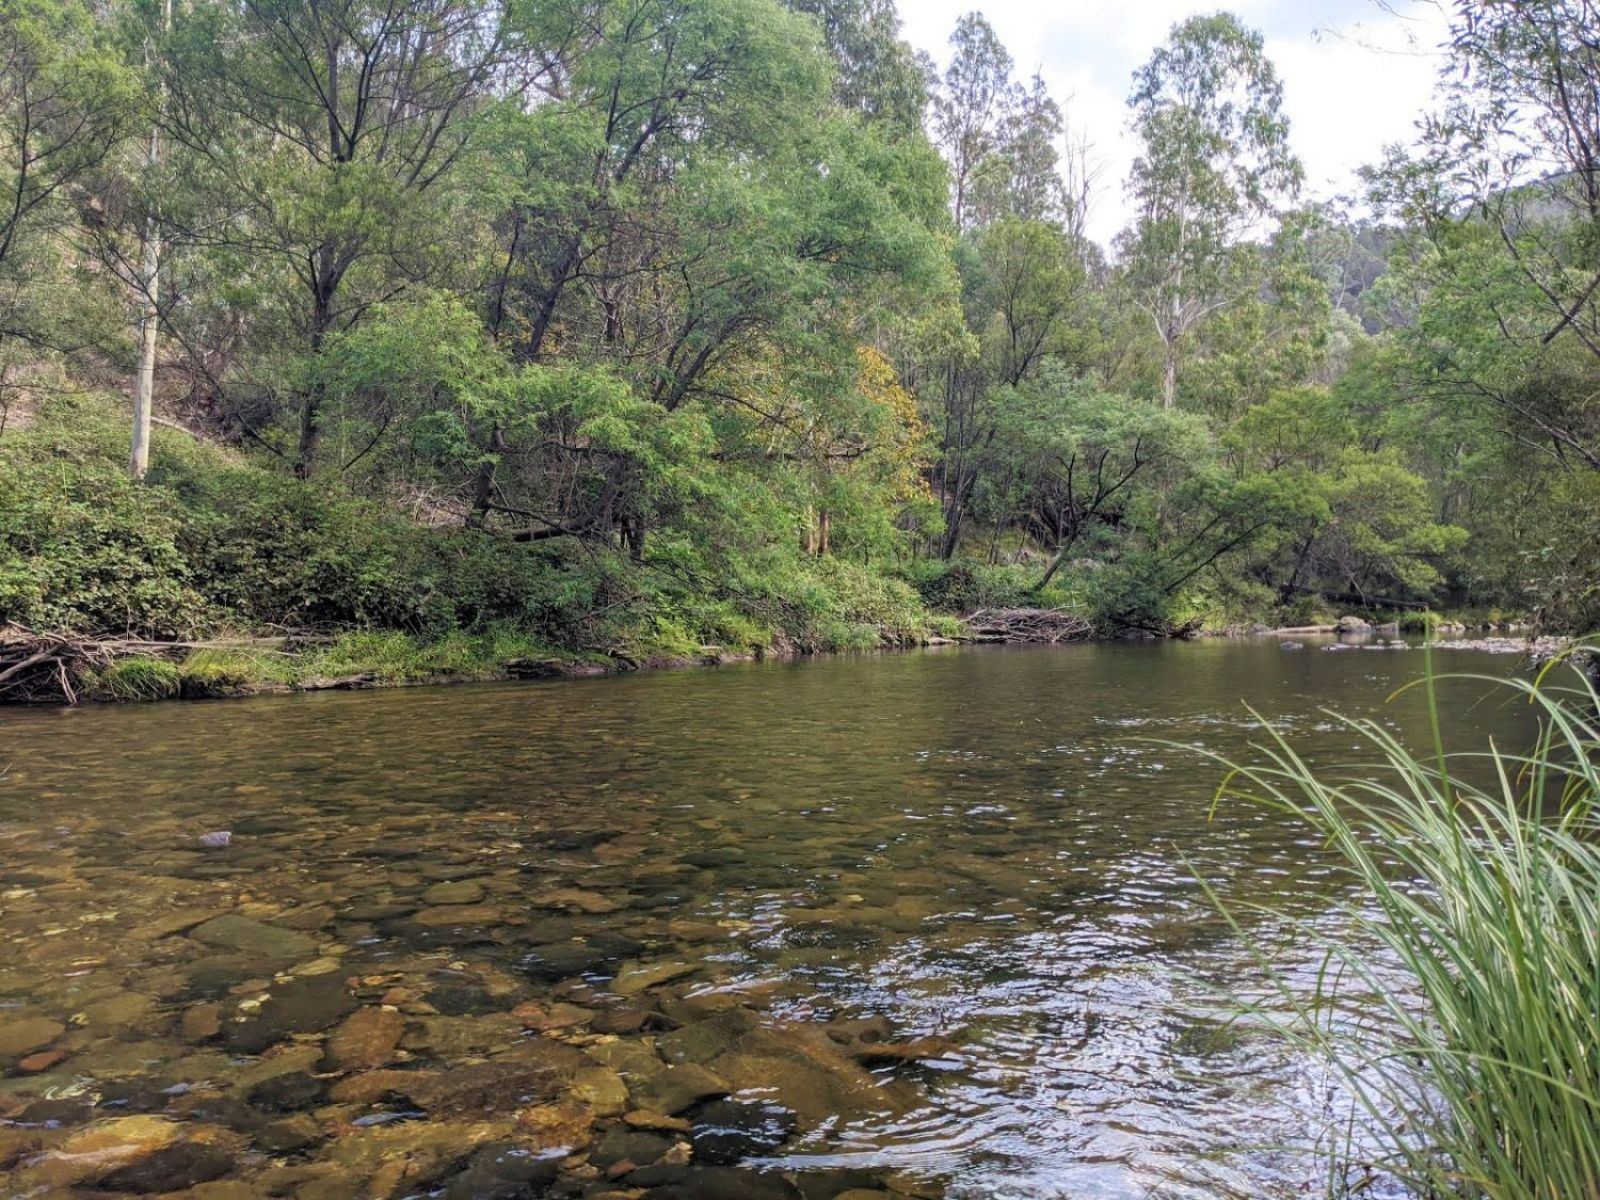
[225,974,356,1054]
[690,1098,799,1165]
[328,1069,437,1105]
[413,904,503,927]
[592,1127,672,1169]
[609,961,698,996]
[180,1004,224,1042]
[257,1114,323,1154]
[421,880,485,906]
[407,1062,564,1118]
[31,1116,181,1185]
[528,888,621,914]
[629,1063,728,1115]
[625,1109,691,1133]
[567,1065,627,1116]
[81,992,157,1029]
[188,915,317,960]
[323,1007,406,1071]
[18,1048,69,1073]
[440,1140,562,1199]
[247,1072,325,1113]
[0,1017,64,1059]
[90,1140,234,1193]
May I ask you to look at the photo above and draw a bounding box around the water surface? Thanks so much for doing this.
[0,641,1534,1198]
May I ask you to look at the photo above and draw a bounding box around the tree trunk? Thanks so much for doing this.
[1160,331,1179,409]
[129,0,171,481]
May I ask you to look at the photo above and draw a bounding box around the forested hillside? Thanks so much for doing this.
[2,0,1597,697]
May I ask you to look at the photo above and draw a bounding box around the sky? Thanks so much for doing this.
[896,0,1453,245]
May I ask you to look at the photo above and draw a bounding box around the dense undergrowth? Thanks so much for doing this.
[2,394,1088,700]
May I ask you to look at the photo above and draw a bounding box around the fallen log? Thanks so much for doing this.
[963,607,1093,644]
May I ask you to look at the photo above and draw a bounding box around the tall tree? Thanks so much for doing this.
[783,0,930,132]
[1119,12,1301,408]
[931,11,1012,232]
[129,0,171,481]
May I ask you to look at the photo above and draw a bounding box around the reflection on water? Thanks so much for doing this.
[0,641,1530,1199]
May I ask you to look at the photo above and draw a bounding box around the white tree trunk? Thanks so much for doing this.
[129,0,170,481]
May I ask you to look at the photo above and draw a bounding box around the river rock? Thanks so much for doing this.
[256,1113,323,1154]
[328,1068,436,1105]
[82,991,157,1029]
[180,1003,224,1042]
[30,1115,181,1186]
[1337,615,1372,633]
[567,1064,628,1115]
[515,1100,594,1153]
[690,1098,799,1165]
[247,1071,325,1112]
[405,1012,522,1058]
[225,973,356,1054]
[593,1126,673,1168]
[0,1016,64,1059]
[188,915,317,960]
[629,1063,728,1115]
[422,880,485,905]
[413,903,503,927]
[17,1048,68,1072]
[90,1139,235,1193]
[529,888,622,914]
[324,1006,406,1071]
[439,1140,563,1199]
[408,1062,564,1118]
[609,960,698,995]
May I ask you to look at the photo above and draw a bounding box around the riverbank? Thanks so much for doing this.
[0,616,1568,708]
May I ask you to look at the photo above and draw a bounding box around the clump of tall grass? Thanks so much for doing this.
[1208,657,1600,1198]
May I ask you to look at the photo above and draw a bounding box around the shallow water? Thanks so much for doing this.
[0,640,1534,1199]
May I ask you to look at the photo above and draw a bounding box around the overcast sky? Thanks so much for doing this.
[896,0,1452,245]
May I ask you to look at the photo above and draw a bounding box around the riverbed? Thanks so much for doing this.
[0,641,1535,1199]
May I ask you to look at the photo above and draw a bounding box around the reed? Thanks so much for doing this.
[1209,656,1600,1198]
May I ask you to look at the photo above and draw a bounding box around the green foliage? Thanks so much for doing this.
[0,399,208,636]
[1209,665,1600,1197]
[88,656,182,702]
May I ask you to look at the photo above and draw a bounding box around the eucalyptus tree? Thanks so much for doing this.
[783,0,930,132]
[1119,12,1301,408]
[931,11,1012,232]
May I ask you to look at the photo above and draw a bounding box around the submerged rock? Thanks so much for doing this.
[629,1063,729,1115]
[422,879,486,905]
[323,1006,406,1071]
[89,1139,235,1193]
[690,1098,799,1165]
[609,960,699,995]
[0,1016,64,1060]
[187,915,317,960]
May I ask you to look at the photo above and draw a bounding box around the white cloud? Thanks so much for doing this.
[898,0,1451,245]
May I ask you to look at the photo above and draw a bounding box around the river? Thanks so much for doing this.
[0,640,1534,1199]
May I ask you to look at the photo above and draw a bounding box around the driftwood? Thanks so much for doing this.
[963,607,1093,644]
